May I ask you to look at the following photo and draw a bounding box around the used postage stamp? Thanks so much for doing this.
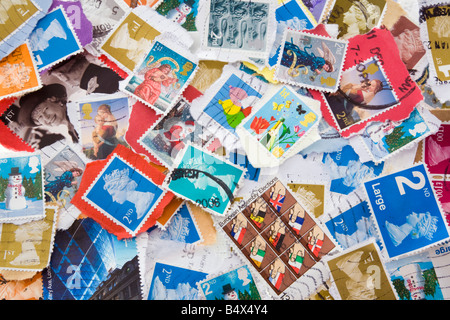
[418,0,450,84]
[326,241,397,300]
[287,182,326,219]
[78,94,130,161]
[0,152,45,223]
[138,98,212,168]
[148,262,208,300]
[237,84,321,167]
[28,6,82,72]
[73,144,173,239]
[0,205,57,271]
[325,0,388,40]
[363,163,450,259]
[220,178,336,295]
[164,143,245,216]
[156,0,200,32]
[122,40,198,114]
[274,29,347,92]
[198,265,261,300]
[0,42,41,100]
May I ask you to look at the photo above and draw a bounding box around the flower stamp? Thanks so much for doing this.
[363,163,450,259]
[274,29,347,92]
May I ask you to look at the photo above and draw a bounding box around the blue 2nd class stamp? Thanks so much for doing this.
[83,154,164,236]
[166,144,244,216]
[28,6,82,71]
[364,163,450,259]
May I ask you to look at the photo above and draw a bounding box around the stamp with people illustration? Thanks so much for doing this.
[72,144,174,239]
[220,178,336,295]
[274,29,348,92]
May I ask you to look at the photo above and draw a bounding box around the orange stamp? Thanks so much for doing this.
[0,42,41,100]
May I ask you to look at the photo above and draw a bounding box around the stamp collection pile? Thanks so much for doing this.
[0,0,449,301]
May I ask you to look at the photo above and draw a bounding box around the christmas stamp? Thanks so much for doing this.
[219,177,336,295]
[236,84,321,167]
[0,152,45,223]
[363,163,450,260]
[190,65,267,150]
[0,205,58,272]
[148,262,208,300]
[28,6,83,72]
[72,144,174,239]
[43,145,85,228]
[326,241,397,300]
[274,29,347,93]
[324,0,388,40]
[0,42,42,100]
[138,98,213,168]
[122,39,198,114]
[197,0,275,62]
[156,0,200,32]
[78,94,130,161]
[164,143,245,216]
[198,265,261,300]
[418,0,450,84]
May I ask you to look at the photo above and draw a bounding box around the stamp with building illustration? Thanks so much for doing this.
[274,30,347,92]
[0,152,45,223]
[326,241,397,300]
[198,265,261,300]
[363,163,450,259]
[122,40,198,114]
[164,143,245,216]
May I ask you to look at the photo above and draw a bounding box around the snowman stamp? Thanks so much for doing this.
[0,153,45,223]
[198,265,261,300]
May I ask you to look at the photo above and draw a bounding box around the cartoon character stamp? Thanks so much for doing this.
[78,94,130,161]
[164,143,245,216]
[28,6,82,72]
[198,265,261,300]
[274,30,347,92]
[418,0,450,84]
[0,42,41,100]
[326,241,397,300]
[325,0,387,40]
[156,0,200,31]
[237,84,321,167]
[220,178,336,295]
[0,153,45,223]
[123,40,198,113]
[363,163,450,259]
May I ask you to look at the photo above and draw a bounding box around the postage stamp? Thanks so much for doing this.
[198,265,261,300]
[78,94,130,161]
[138,98,212,168]
[237,84,321,167]
[418,0,450,84]
[325,0,388,40]
[354,105,440,164]
[148,262,208,300]
[82,152,167,238]
[156,0,200,32]
[190,65,267,149]
[326,241,397,300]
[267,0,316,68]
[42,218,140,300]
[0,42,41,100]
[29,6,82,72]
[43,145,85,213]
[363,163,450,259]
[164,143,245,216]
[219,178,336,295]
[274,29,347,92]
[122,40,198,114]
[287,182,325,219]
[0,152,45,223]
[322,56,399,133]
[197,0,275,62]
[389,15,426,71]
[0,205,57,271]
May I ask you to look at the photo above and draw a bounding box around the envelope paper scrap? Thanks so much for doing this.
[2,0,450,303]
